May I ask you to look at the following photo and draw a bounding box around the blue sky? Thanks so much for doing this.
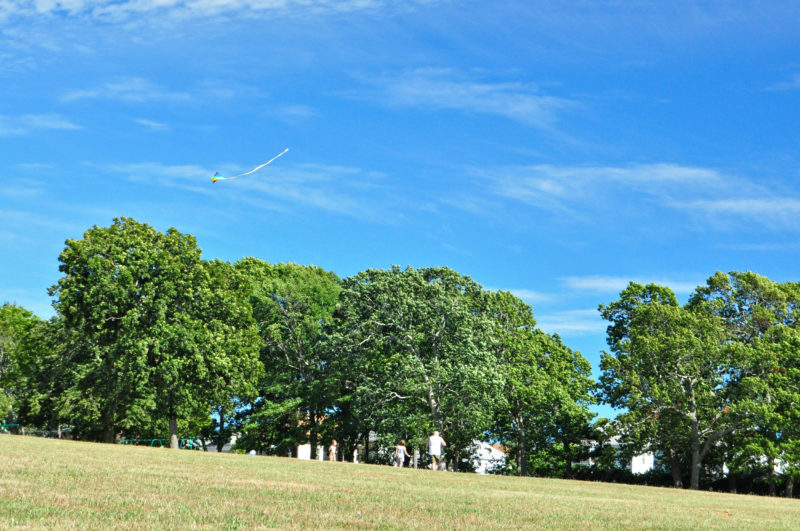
[2,1,800,418]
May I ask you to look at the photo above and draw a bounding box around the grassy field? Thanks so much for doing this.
[1,435,798,529]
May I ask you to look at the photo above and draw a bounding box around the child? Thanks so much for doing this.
[328,439,338,462]
[394,440,411,468]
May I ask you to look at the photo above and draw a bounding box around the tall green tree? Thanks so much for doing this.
[484,290,543,476]
[236,260,341,457]
[332,266,504,469]
[49,218,261,447]
[688,272,800,495]
[598,282,741,489]
[486,290,595,476]
[195,259,264,452]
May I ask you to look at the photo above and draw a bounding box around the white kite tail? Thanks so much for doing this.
[215,148,289,181]
[232,148,290,178]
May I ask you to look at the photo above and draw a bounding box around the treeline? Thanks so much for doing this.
[0,218,798,495]
[0,218,594,477]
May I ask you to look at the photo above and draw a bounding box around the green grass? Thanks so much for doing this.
[1,435,798,529]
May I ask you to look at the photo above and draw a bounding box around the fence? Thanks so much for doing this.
[2,423,202,449]
[1,422,20,434]
[121,437,201,449]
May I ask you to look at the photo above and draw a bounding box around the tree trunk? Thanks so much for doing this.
[309,411,318,460]
[727,471,736,494]
[690,415,701,489]
[57,424,62,439]
[421,371,442,428]
[169,416,179,449]
[517,417,527,476]
[103,423,115,444]
[563,440,572,479]
[364,434,370,464]
[768,458,777,496]
[669,449,683,488]
[216,407,225,452]
[785,475,794,498]
[690,451,701,489]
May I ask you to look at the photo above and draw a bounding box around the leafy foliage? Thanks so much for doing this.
[13,218,799,496]
[46,217,262,446]
[599,273,800,491]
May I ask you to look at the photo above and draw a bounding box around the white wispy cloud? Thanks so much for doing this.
[268,104,318,122]
[506,288,553,303]
[102,161,406,223]
[1,0,439,22]
[0,50,37,73]
[0,179,46,199]
[134,118,169,131]
[677,198,800,229]
[238,163,404,223]
[560,275,700,295]
[494,276,700,320]
[356,68,576,128]
[102,162,214,195]
[62,77,191,103]
[768,73,800,91]
[536,309,606,336]
[60,77,268,107]
[474,162,800,232]
[486,162,725,209]
[0,113,81,136]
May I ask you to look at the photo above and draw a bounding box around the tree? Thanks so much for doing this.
[538,332,596,478]
[49,217,262,447]
[236,259,341,457]
[331,266,504,470]
[194,259,264,452]
[688,271,800,495]
[598,282,742,489]
[0,303,40,422]
[9,315,79,437]
[486,290,595,477]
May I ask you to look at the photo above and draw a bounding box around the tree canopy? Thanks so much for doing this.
[599,274,800,491]
[5,217,798,495]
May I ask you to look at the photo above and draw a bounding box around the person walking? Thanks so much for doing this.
[394,440,411,468]
[427,430,446,471]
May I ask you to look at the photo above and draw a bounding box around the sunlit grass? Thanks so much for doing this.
[2,434,798,529]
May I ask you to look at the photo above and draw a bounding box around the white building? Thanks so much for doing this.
[297,443,326,460]
[579,436,657,474]
[631,451,656,474]
[467,440,507,474]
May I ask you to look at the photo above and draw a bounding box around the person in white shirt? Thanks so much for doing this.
[328,439,338,462]
[427,430,446,471]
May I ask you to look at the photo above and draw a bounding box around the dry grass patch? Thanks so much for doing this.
[2,434,799,529]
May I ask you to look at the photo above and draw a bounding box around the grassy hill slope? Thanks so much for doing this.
[2,434,798,529]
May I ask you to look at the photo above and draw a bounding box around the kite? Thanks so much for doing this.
[212,148,289,183]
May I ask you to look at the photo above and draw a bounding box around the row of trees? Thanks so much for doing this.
[2,217,798,494]
[1,218,595,476]
[597,273,800,495]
